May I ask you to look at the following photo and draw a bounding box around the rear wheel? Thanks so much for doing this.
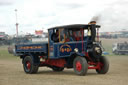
[96,56,109,74]
[52,67,64,72]
[23,56,39,74]
[73,57,88,76]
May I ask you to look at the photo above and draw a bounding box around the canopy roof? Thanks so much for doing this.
[48,24,100,30]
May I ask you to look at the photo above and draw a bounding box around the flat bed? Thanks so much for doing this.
[15,43,48,54]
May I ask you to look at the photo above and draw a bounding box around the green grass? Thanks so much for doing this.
[0,46,17,60]
[101,38,128,56]
[102,43,114,56]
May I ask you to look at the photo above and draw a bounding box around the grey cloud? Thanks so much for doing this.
[0,0,15,6]
[62,3,84,9]
[0,2,12,5]
[57,2,84,10]
[0,24,7,27]
[21,24,34,27]
[92,0,128,32]
[37,13,56,18]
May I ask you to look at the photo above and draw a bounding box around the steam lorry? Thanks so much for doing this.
[15,21,109,76]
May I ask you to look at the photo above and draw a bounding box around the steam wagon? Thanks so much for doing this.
[15,21,109,76]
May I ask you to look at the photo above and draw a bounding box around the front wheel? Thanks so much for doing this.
[23,56,39,74]
[96,56,109,74]
[73,57,88,76]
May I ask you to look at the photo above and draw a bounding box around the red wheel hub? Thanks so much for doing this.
[26,61,31,70]
[76,61,82,72]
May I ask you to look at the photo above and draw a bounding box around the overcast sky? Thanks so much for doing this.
[0,0,128,35]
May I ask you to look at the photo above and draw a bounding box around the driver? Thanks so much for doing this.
[72,31,80,41]
[52,29,59,42]
[55,30,59,42]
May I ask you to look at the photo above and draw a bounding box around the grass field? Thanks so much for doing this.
[0,46,17,60]
[0,39,128,85]
[101,38,128,55]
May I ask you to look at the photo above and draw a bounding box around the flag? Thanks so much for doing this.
[35,30,43,35]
